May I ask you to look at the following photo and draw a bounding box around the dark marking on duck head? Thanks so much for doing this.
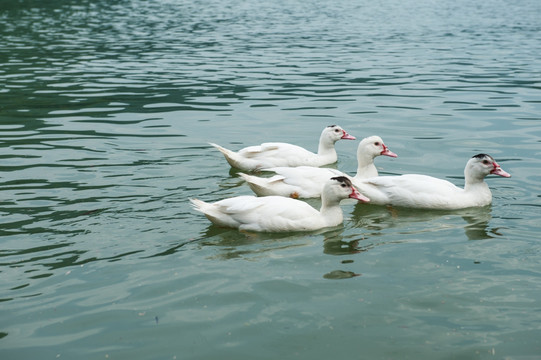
[472,153,493,161]
[330,176,352,187]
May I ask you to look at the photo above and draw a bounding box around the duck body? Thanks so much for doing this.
[239,167,345,198]
[240,136,397,198]
[355,174,489,209]
[190,176,369,232]
[190,195,334,232]
[210,125,355,172]
[354,154,511,210]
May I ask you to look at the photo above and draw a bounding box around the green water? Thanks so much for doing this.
[1,0,541,359]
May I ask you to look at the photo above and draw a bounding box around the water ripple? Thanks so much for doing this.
[1,0,540,358]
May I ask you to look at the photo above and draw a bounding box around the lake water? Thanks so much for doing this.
[1,0,540,359]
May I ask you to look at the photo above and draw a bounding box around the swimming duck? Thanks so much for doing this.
[353,154,510,209]
[209,125,355,172]
[239,135,397,198]
[190,176,369,232]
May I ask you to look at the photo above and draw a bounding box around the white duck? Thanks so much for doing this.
[239,135,397,198]
[209,125,355,172]
[190,176,369,232]
[353,153,511,210]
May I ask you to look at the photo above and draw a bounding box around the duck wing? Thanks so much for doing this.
[214,196,321,231]
[360,175,463,209]
[266,166,347,197]
[238,143,316,166]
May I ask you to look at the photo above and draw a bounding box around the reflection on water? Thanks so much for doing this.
[195,203,497,259]
[322,269,360,279]
[196,225,343,260]
[188,203,497,263]
[351,204,495,241]
[321,227,388,256]
[1,0,540,358]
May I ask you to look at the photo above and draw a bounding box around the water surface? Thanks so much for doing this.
[1,0,541,359]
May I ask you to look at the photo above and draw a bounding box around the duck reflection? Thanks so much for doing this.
[195,224,342,260]
[461,207,497,240]
[351,203,494,241]
[186,203,494,262]
[196,224,384,260]
[321,228,376,255]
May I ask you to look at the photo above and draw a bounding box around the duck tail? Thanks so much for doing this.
[209,142,244,169]
[238,173,268,196]
[189,198,208,213]
[238,172,288,197]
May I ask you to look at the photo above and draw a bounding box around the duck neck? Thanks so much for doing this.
[464,179,490,193]
[319,196,344,225]
[464,169,490,193]
[317,135,338,158]
[353,153,378,179]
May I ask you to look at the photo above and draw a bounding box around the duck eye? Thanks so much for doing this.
[334,129,340,133]
[482,160,490,165]
[340,183,347,188]
[374,142,380,146]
